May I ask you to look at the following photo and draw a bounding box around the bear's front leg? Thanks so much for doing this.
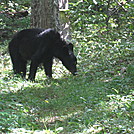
[43,58,53,78]
[28,60,39,80]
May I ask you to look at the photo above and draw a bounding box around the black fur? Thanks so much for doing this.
[8,28,77,80]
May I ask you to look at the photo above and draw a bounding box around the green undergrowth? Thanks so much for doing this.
[0,0,134,133]
[0,55,133,133]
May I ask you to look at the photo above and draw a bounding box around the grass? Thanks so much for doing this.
[0,51,133,133]
[0,1,133,133]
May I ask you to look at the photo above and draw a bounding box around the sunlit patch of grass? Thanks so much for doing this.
[36,60,70,81]
[10,128,55,134]
[1,64,133,133]
[0,46,133,133]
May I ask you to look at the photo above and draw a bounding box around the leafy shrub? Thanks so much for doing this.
[68,0,134,78]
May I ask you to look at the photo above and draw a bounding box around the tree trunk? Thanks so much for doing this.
[59,0,71,40]
[31,0,60,30]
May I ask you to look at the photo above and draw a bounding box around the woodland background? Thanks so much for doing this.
[0,0,134,133]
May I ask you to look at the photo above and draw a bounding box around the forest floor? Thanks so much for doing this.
[0,49,134,133]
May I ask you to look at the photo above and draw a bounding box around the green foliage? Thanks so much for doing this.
[0,0,134,133]
[0,65,133,133]
[0,0,30,43]
[68,0,134,79]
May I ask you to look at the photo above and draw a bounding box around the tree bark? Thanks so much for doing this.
[31,0,60,30]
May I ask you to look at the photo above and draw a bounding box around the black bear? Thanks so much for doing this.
[8,28,77,80]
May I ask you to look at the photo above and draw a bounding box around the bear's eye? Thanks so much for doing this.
[75,60,77,65]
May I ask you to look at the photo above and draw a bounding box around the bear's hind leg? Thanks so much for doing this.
[11,56,27,78]
[19,59,27,78]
